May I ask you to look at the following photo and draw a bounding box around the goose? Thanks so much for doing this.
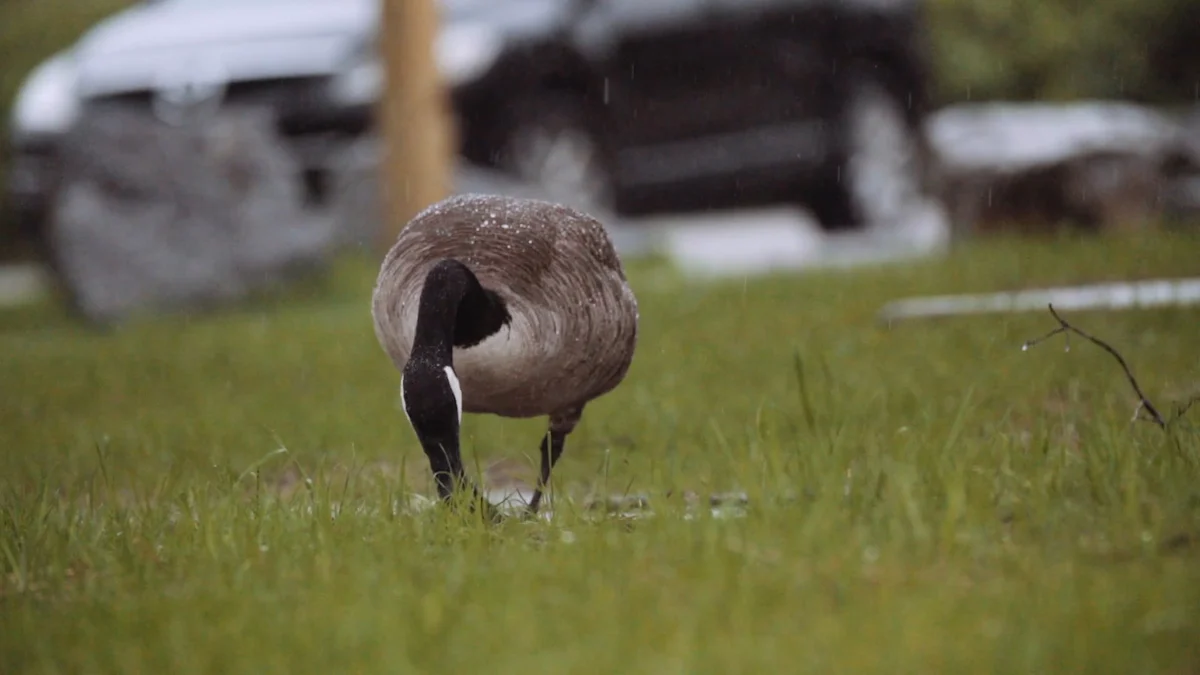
[371,193,639,516]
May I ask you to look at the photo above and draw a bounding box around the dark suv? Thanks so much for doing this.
[448,0,938,229]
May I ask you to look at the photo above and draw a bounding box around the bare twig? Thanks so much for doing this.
[1022,304,1198,430]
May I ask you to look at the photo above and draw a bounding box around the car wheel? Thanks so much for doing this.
[842,78,933,234]
[496,97,615,217]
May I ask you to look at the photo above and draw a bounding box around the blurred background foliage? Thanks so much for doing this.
[0,0,131,122]
[0,0,1198,248]
[0,0,133,257]
[926,0,1200,106]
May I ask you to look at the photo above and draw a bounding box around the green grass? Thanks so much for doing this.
[2,231,1200,674]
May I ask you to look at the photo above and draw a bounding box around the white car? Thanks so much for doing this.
[6,0,516,235]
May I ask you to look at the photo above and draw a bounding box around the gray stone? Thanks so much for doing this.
[46,105,336,324]
[325,136,387,252]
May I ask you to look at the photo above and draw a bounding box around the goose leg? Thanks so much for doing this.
[527,407,582,515]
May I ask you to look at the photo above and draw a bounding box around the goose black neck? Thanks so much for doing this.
[410,258,512,366]
[411,259,479,365]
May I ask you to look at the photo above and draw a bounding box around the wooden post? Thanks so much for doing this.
[378,0,456,248]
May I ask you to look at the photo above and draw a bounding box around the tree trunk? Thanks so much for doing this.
[378,0,456,248]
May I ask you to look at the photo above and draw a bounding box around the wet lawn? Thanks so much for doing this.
[2,230,1199,673]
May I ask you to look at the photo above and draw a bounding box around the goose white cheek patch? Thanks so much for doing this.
[444,366,463,425]
[399,369,463,427]
[399,375,412,426]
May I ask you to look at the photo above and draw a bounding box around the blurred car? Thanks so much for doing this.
[6,0,387,240]
[7,0,937,239]
[451,0,938,228]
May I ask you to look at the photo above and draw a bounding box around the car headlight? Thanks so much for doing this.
[9,51,81,138]
[436,22,502,88]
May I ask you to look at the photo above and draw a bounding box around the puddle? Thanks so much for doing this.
[479,484,751,523]
[396,483,752,524]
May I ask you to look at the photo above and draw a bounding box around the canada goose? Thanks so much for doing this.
[371,193,639,516]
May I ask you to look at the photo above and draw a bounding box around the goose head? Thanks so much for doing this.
[401,258,510,502]
[401,358,464,499]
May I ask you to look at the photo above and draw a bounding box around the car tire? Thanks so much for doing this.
[494,95,616,217]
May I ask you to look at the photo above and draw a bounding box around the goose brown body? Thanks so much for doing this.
[371,193,639,422]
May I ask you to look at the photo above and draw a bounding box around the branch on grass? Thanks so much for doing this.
[1022,304,1198,430]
